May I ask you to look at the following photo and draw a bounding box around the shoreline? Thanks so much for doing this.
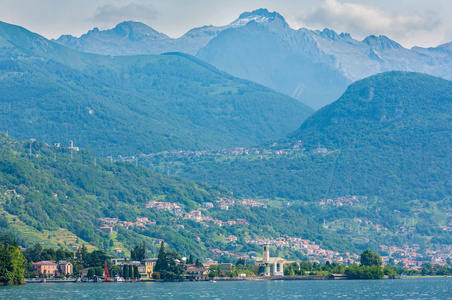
[25,274,405,284]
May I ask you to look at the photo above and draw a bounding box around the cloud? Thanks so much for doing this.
[297,0,441,40]
[91,2,158,25]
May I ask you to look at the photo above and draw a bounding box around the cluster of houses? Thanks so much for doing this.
[318,195,368,206]
[246,235,360,265]
[145,197,267,217]
[145,201,182,213]
[209,248,243,260]
[337,218,388,232]
[440,221,452,232]
[379,244,452,269]
[241,199,267,209]
[98,217,156,234]
[142,147,296,159]
[181,210,249,228]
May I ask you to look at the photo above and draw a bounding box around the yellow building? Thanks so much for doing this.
[138,258,156,280]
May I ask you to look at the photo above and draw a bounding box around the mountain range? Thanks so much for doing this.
[0,20,312,156]
[0,15,451,255]
[56,9,452,109]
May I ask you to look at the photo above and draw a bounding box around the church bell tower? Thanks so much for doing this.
[263,244,269,264]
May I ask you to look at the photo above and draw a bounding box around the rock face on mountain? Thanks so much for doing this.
[55,9,452,109]
[197,10,449,109]
[0,21,313,156]
[54,9,283,56]
[56,21,169,56]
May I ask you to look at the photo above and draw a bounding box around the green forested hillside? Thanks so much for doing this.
[149,72,452,202]
[141,72,452,249]
[0,133,353,258]
[0,21,313,156]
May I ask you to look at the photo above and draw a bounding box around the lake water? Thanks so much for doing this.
[1,277,451,300]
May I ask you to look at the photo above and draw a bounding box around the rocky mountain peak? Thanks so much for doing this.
[232,8,287,27]
[363,35,403,51]
[110,21,168,40]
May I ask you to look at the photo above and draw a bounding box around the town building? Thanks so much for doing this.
[256,244,293,276]
[32,261,58,275]
[32,260,73,276]
[138,258,156,280]
[57,261,73,275]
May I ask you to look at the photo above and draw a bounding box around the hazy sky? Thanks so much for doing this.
[1,0,450,48]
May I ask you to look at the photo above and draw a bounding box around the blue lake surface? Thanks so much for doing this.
[1,277,451,299]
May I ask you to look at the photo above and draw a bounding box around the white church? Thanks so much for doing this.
[256,244,294,276]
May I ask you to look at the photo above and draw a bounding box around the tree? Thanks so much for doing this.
[0,235,26,285]
[154,242,184,280]
[56,248,65,261]
[84,250,109,267]
[209,264,222,276]
[236,258,246,267]
[208,271,216,279]
[360,249,382,267]
[133,265,139,279]
[24,243,42,262]
[123,265,130,279]
[87,268,94,279]
[154,242,166,273]
[76,245,88,263]
[187,254,194,265]
[110,265,121,277]
[195,259,202,268]
[130,242,146,262]
[94,266,103,277]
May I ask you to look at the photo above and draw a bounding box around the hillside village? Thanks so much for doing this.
[96,196,452,271]
[113,140,331,163]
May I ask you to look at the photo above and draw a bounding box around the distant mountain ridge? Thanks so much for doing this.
[55,9,452,109]
[0,20,313,156]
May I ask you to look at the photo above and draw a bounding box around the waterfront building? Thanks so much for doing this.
[57,260,73,275]
[256,244,293,276]
[32,260,73,276]
[32,261,58,275]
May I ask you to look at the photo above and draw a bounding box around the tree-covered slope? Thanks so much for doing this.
[0,21,313,156]
[146,72,452,203]
[0,133,353,258]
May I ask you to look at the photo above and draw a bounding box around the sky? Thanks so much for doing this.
[0,0,451,48]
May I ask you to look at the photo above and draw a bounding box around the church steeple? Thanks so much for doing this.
[263,244,269,263]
